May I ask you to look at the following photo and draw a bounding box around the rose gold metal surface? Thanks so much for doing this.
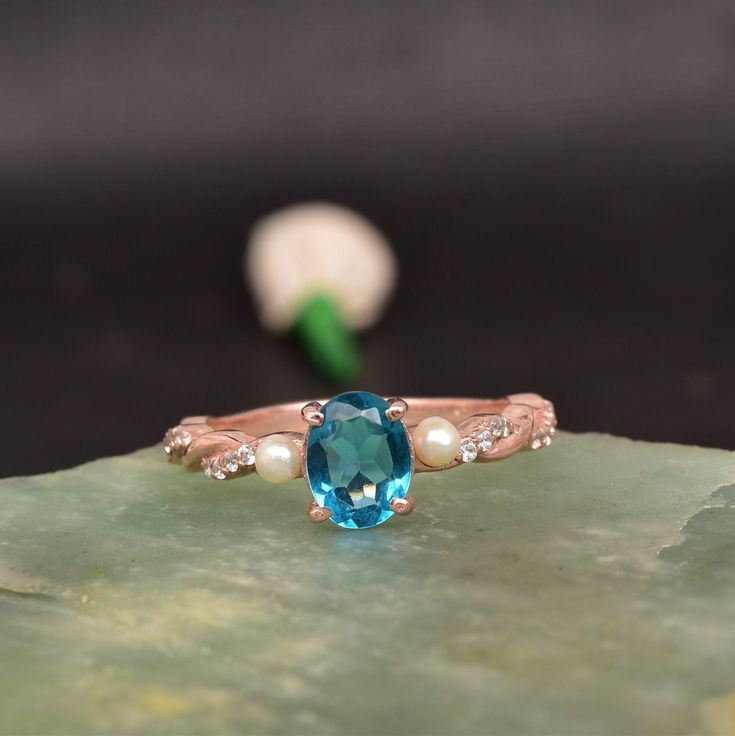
[300,401,325,427]
[385,397,408,422]
[308,500,332,523]
[390,494,415,516]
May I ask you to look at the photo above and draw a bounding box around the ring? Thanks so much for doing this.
[163,391,557,530]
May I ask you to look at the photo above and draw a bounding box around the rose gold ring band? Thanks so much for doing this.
[163,393,557,478]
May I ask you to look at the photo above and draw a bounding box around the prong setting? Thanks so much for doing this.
[308,500,332,523]
[390,494,415,516]
[385,397,408,422]
[301,401,325,427]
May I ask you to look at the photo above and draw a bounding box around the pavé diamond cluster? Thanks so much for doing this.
[530,401,556,449]
[203,442,255,479]
[459,415,516,463]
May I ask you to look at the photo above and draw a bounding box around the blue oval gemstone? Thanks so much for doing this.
[305,391,413,529]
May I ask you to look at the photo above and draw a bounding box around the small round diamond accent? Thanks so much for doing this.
[476,429,493,453]
[460,438,478,463]
[210,458,226,480]
[236,443,255,467]
[489,416,513,438]
[528,401,557,450]
[172,425,191,442]
[163,424,192,459]
[223,450,239,474]
[530,430,552,450]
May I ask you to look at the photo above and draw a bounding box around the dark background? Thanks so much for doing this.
[2,1,734,477]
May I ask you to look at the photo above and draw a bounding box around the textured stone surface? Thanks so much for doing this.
[1,433,735,735]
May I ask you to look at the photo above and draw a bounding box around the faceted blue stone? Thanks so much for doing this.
[305,391,413,529]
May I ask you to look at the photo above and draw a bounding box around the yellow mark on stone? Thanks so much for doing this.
[141,689,189,716]
[701,690,735,736]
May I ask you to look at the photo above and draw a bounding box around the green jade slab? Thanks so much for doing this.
[2,433,735,736]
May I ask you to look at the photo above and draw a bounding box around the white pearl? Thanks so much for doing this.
[255,434,300,484]
[413,416,461,468]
